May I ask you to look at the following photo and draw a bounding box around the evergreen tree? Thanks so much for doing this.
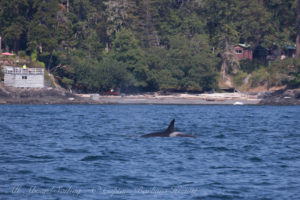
[0,0,32,52]
[1,0,299,92]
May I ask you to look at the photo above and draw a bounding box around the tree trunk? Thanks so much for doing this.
[13,39,20,54]
[67,0,69,12]
[220,39,240,88]
[221,40,232,81]
[47,51,53,72]
[297,35,300,58]
[296,0,300,58]
[141,0,158,48]
[144,0,151,48]
[221,39,238,79]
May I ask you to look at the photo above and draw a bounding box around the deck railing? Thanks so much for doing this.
[3,67,44,75]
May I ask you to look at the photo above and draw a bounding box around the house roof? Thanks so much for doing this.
[282,44,296,50]
[235,44,251,48]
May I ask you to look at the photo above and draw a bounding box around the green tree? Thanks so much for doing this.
[110,29,150,91]
[264,0,296,44]
[0,0,31,52]
[93,57,129,91]
[147,34,219,92]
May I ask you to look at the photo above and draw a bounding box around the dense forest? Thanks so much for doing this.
[1,0,300,93]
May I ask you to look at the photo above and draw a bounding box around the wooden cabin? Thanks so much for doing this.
[282,44,296,59]
[233,44,253,60]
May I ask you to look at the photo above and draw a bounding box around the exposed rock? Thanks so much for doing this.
[294,89,300,99]
[1,82,299,105]
[0,84,95,104]
[259,88,300,105]
[0,86,10,97]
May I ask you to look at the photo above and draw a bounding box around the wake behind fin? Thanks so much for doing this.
[165,119,175,133]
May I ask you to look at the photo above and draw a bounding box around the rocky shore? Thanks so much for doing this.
[1,83,300,105]
[0,84,93,104]
[259,88,300,105]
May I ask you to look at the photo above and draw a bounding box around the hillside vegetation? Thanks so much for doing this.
[1,0,300,93]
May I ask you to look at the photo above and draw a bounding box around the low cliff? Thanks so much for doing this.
[0,84,94,104]
[259,88,300,105]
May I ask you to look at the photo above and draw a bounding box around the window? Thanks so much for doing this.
[235,49,243,54]
[22,76,27,79]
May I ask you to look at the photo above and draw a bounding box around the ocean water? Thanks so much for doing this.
[0,105,300,200]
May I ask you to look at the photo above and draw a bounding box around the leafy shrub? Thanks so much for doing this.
[38,52,60,70]
[61,77,74,89]
[31,60,45,68]
[18,51,27,58]
[232,70,248,86]
[240,59,267,73]
[250,67,269,87]
[287,74,300,88]
[31,50,38,62]
[268,59,297,87]
[287,59,300,88]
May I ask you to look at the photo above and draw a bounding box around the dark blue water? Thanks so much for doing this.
[0,105,300,200]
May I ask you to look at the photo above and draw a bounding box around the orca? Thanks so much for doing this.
[141,119,196,138]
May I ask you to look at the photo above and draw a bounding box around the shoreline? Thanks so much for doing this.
[84,93,261,105]
[1,84,300,105]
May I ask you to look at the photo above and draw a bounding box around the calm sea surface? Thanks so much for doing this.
[0,105,300,200]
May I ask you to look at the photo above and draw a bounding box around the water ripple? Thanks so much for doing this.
[0,105,299,200]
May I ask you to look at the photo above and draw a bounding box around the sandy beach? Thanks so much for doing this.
[77,93,261,105]
[2,83,300,105]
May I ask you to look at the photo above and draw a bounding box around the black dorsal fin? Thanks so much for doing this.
[165,119,175,133]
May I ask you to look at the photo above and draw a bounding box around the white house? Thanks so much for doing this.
[3,66,44,88]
